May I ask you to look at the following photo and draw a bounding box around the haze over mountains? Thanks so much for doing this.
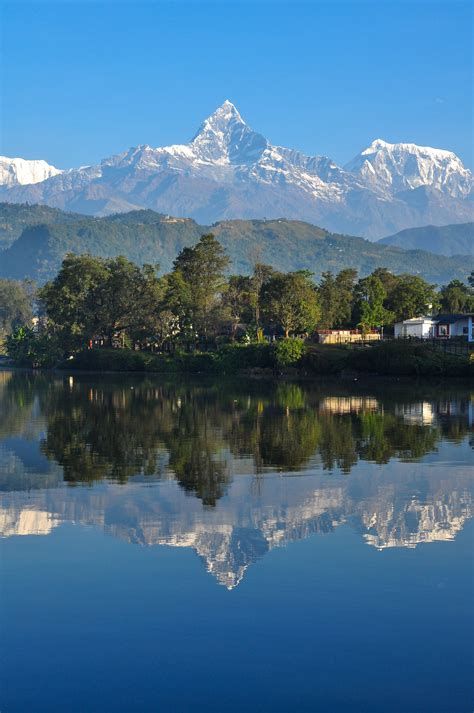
[379,222,474,256]
[1,101,472,239]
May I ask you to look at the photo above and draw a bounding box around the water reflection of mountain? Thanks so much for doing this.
[0,371,473,587]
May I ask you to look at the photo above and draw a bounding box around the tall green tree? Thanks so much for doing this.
[318,272,338,328]
[353,275,394,331]
[39,254,108,351]
[39,254,162,351]
[385,274,439,321]
[0,279,33,337]
[439,279,474,313]
[172,234,230,341]
[249,263,274,332]
[334,268,358,327]
[221,275,252,340]
[262,271,320,338]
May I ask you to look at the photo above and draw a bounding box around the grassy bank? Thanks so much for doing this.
[60,340,473,378]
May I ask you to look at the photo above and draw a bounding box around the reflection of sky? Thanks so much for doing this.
[1,437,51,473]
[1,441,473,589]
[1,480,473,713]
[422,438,473,465]
[1,377,473,713]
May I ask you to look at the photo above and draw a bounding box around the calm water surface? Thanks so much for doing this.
[0,371,473,712]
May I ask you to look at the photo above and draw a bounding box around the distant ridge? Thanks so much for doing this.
[0,203,472,284]
[379,222,474,256]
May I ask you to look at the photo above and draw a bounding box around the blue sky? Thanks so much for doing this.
[2,0,472,169]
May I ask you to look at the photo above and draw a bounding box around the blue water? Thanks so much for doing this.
[0,372,473,712]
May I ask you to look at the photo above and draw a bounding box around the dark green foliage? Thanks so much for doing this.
[6,326,62,367]
[352,275,394,330]
[318,269,358,328]
[171,234,230,341]
[439,279,474,313]
[4,224,474,378]
[0,279,33,338]
[66,348,219,373]
[349,341,473,377]
[301,345,350,375]
[0,202,85,250]
[274,338,306,367]
[384,274,440,321]
[38,254,163,352]
[216,343,274,371]
[261,270,320,337]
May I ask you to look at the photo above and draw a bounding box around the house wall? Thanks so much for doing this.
[436,317,474,341]
[448,319,469,338]
[394,320,435,339]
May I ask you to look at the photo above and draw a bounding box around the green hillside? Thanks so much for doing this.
[0,202,86,250]
[379,222,474,256]
[0,205,472,284]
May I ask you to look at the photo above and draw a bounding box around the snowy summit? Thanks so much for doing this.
[0,101,472,239]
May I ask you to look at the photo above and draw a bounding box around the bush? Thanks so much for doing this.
[349,341,473,377]
[6,326,62,368]
[64,348,219,373]
[216,342,274,372]
[273,339,306,368]
[302,345,349,375]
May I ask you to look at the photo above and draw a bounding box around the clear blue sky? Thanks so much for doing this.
[2,0,472,169]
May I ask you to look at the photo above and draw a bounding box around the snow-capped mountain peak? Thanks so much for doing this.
[0,156,62,186]
[191,100,268,164]
[0,104,472,238]
[346,139,472,198]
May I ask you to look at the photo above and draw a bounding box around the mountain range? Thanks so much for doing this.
[379,222,474,256]
[0,101,472,239]
[0,203,472,284]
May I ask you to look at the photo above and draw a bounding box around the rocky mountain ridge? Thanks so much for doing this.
[1,101,472,238]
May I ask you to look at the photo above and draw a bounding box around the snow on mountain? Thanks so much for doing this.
[0,156,62,186]
[345,138,473,198]
[0,102,472,238]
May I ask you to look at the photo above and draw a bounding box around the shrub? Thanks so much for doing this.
[349,341,473,377]
[216,342,274,372]
[302,345,349,375]
[66,348,177,372]
[273,338,306,368]
[65,348,219,373]
[6,326,62,368]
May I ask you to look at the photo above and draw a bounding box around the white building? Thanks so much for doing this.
[435,314,474,342]
[394,317,437,339]
[394,314,474,342]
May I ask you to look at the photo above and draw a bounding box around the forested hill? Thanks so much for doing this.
[0,204,472,284]
[379,222,474,256]
[0,202,86,250]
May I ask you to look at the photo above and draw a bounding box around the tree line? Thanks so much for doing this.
[1,232,474,357]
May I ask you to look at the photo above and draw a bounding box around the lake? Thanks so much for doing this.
[0,371,473,712]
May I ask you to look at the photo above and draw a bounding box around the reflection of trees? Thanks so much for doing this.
[258,408,322,471]
[1,372,473,505]
[41,385,168,483]
[0,371,50,439]
[158,398,230,507]
[357,412,439,463]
